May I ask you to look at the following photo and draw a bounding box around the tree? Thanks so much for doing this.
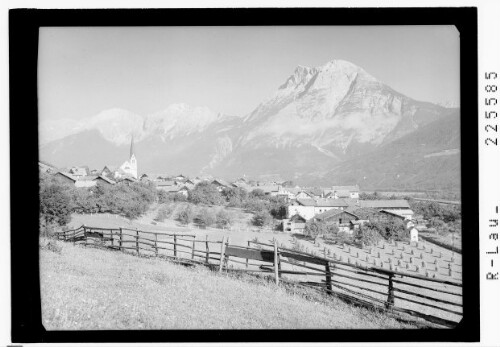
[252,210,273,227]
[177,205,195,225]
[265,196,288,219]
[216,209,233,228]
[304,220,327,239]
[364,220,409,241]
[222,187,248,207]
[355,224,383,246]
[39,177,73,227]
[197,207,216,227]
[188,182,224,205]
[249,188,266,199]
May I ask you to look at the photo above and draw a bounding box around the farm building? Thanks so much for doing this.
[359,200,414,219]
[282,214,306,234]
[287,198,350,220]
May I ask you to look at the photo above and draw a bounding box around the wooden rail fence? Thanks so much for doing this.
[54,225,463,328]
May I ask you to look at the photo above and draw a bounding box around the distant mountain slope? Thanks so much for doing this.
[39,59,460,190]
[316,110,460,190]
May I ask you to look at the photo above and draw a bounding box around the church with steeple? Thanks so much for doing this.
[117,135,138,179]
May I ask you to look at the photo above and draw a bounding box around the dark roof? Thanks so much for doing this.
[345,207,383,220]
[296,198,349,207]
[55,171,76,182]
[94,175,116,184]
[359,200,411,209]
[314,209,358,221]
[212,179,231,187]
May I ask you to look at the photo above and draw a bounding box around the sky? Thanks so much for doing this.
[38,26,460,121]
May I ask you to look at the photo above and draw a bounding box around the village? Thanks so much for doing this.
[39,136,425,241]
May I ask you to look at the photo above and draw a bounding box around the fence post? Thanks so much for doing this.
[154,233,158,257]
[191,237,195,260]
[119,227,123,250]
[219,236,226,273]
[136,228,139,255]
[386,273,395,310]
[325,262,333,295]
[205,235,209,264]
[174,234,177,258]
[274,240,280,286]
[246,241,250,268]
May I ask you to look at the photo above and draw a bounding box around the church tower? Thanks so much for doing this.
[118,134,138,179]
[128,135,137,179]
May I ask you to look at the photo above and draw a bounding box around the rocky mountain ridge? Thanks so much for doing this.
[40,59,460,190]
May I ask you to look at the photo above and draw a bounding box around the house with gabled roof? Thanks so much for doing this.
[282,213,306,234]
[359,200,413,219]
[211,179,231,191]
[287,198,350,220]
[331,185,360,199]
[69,166,89,178]
[54,171,77,185]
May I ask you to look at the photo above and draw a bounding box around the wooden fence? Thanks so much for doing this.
[54,225,463,328]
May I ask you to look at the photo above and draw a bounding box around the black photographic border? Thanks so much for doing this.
[9,7,479,343]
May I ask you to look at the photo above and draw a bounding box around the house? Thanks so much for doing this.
[174,174,187,182]
[74,175,98,188]
[211,179,231,191]
[258,185,281,196]
[156,181,176,190]
[101,166,114,178]
[69,166,88,178]
[304,187,323,198]
[331,185,360,199]
[282,214,306,234]
[345,206,406,224]
[359,200,414,219]
[277,187,302,200]
[295,191,313,199]
[313,209,358,225]
[54,171,77,185]
[287,198,350,220]
[157,185,189,197]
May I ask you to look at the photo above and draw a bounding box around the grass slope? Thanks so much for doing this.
[40,240,416,330]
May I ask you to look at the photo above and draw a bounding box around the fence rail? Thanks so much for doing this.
[54,225,463,328]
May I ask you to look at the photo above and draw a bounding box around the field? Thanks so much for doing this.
[40,239,417,329]
[63,211,463,325]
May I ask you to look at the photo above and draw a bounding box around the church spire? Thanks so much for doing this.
[130,134,135,159]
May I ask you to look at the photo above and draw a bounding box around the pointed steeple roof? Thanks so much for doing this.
[130,134,135,158]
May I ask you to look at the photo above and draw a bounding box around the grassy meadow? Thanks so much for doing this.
[40,239,418,330]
